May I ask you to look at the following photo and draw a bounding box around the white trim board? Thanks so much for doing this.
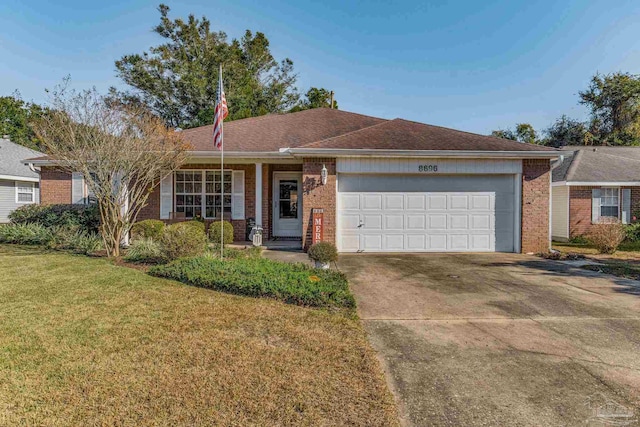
[0,174,39,182]
[554,181,640,187]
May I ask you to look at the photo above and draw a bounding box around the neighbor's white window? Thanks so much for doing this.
[600,187,620,218]
[15,182,35,204]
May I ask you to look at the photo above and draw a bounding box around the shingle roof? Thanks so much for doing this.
[300,118,558,151]
[0,139,43,179]
[552,146,640,182]
[180,108,558,153]
[180,108,386,152]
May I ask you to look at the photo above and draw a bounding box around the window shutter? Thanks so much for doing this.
[591,189,601,224]
[622,188,631,224]
[160,172,173,220]
[72,172,85,204]
[232,170,245,220]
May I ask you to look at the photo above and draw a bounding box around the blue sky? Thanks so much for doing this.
[1,0,640,134]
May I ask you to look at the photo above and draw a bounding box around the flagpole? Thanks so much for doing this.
[219,64,224,260]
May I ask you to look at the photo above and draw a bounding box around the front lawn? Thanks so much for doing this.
[0,245,398,426]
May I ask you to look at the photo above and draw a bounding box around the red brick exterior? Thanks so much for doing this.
[301,158,336,250]
[40,167,72,205]
[569,186,640,238]
[521,159,551,253]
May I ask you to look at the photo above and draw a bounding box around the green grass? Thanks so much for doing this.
[581,261,640,280]
[0,244,398,426]
[149,256,355,310]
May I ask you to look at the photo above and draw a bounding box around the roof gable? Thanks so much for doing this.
[0,139,43,179]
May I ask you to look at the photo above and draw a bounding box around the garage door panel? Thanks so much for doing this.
[362,234,383,251]
[428,195,447,210]
[337,175,515,253]
[362,194,382,210]
[449,214,469,230]
[428,214,447,230]
[407,195,426,210]
[385,234,404,250]
[384,194,404,210]
[385,214,404,230]
[406,214,427,230]
[407,234,427,250]
[428,234,447,250]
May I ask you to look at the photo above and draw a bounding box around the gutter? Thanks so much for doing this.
[286,148,562,159]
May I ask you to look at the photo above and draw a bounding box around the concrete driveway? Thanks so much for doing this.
[339,253,640,427]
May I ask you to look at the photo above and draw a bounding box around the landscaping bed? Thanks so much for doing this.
[581,261,640,281]
[0,244,398,426]
[149,256,355,310]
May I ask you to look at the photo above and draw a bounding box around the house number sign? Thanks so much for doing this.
[418,164,438,172]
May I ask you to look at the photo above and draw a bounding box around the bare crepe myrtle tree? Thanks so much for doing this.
[33,86,187,257]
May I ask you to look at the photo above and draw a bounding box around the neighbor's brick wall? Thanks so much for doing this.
[521,159,551,253]
[569,186,640,237]
[137,164,256,242]
[40,167,72,205]
[301,158,336,250]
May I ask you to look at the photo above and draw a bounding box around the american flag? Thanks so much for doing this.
[213,65,229,150]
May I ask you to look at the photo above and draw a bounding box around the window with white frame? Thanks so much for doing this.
[174,170,232,219]
[204,171,231,218]
[15,182,35,204]
[600,187,619,218]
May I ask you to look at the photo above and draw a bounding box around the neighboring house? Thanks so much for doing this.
[0,138,42,222]
[551,146,640,241]
[28,108,559,253]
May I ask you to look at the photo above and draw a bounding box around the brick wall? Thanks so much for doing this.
[521,159,551,253]
[301,158,336,250]
[40,167,72,205]
[569,186,640,237]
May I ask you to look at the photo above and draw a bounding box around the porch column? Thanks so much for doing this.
[255,163,262,227]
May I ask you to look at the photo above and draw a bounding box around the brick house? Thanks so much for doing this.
[551,146,640,241]
[27,108,560,253]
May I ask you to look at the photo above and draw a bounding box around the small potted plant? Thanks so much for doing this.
[307,242,338,269]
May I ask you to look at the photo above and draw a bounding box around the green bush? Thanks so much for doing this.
[307,242,338,264]
[205,245,263,260]
[54,228,103,255]
[625,223,640,242]
[0,223,54,245]
[160,223,207,260]
[149,257,355,309]
[569,234,589,245]
[9,204,100,233]
[131,220,165,240]
[179,220,206,234]
[208,220,234,245]
[124,238,165,264]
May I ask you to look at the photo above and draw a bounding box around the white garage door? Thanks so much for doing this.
[337,175,517,253]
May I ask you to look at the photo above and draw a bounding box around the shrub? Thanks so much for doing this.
[0,223,54,245]
[59,231,103,255]
[179,220,206,234]
[307,242,338,264]
[9,204,100,233]
[159,223,207,260]
[149,257,355,309]
[588,220,626,254]
[208,220,234,245]
[124,238,165,264]
[205,245,263,260]
[131,220,165,240]
[569,234,589,245]
[624,223,640,243]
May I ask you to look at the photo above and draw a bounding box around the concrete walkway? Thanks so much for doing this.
[339,253,640,427]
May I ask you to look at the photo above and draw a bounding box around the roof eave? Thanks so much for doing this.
[287,148,562,159]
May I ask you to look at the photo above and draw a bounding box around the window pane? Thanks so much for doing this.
[18,193,33,202]
[279,180,297,200]
[601,206,618,217]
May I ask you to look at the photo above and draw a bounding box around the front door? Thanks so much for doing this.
[273,173,302,237]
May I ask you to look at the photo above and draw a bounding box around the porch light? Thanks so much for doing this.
[321,164,328,185]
